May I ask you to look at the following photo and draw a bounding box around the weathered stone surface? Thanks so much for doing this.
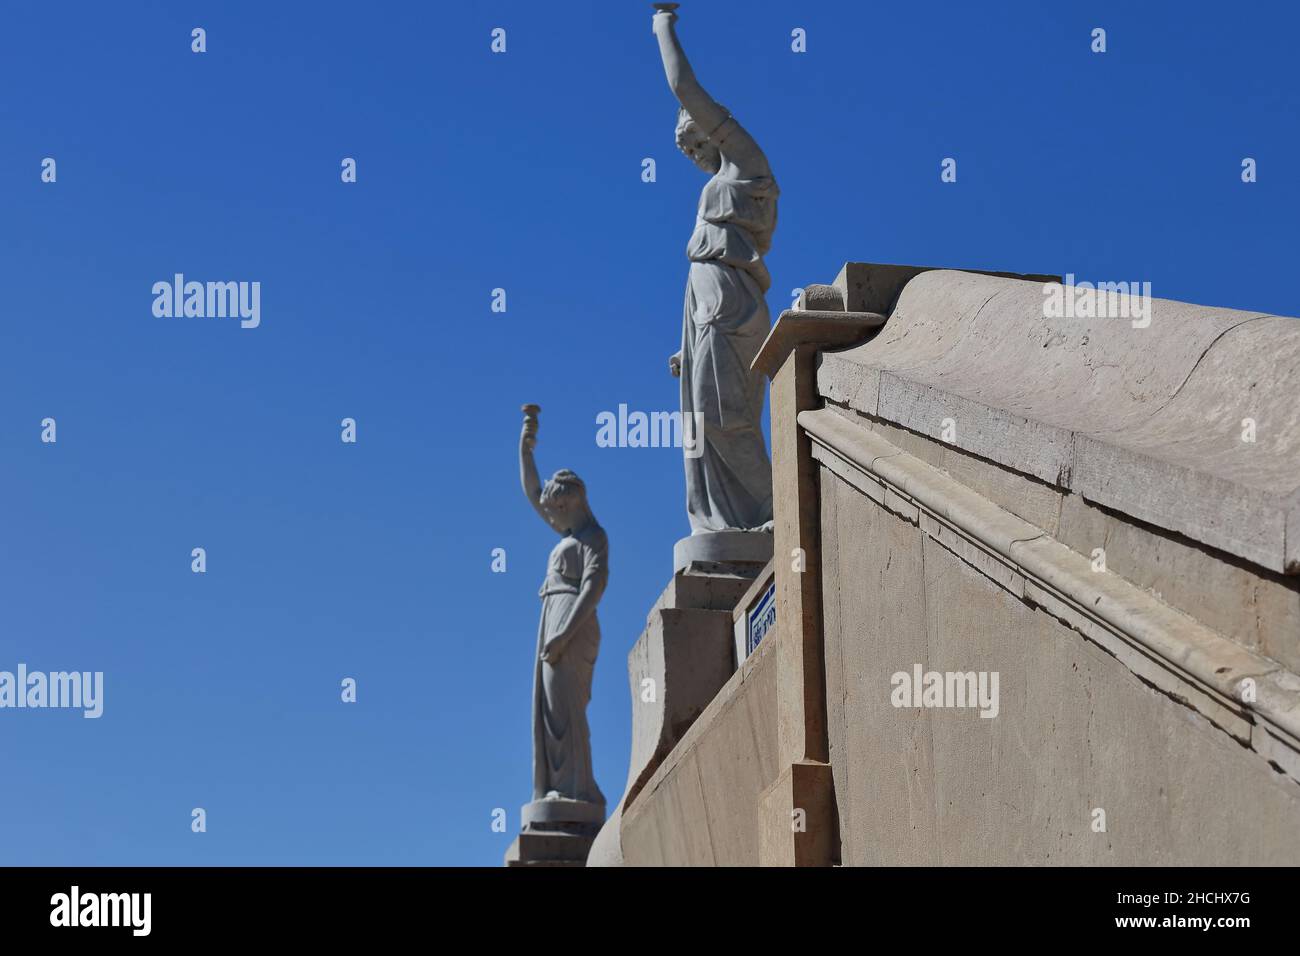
[1057,493,1300,674]
[869,415,1064,536]
[817,267,1300,574]
[796,283,844,312]
[624,605,733,807]
[819,465,1300,864]
[1071,314,1300,572]
[816,404,1300,675]
[829,261,1060,318]
[652,566,754,614]
[589,567,758,866]
[802,406,1298,736]
[505,829,595,868]
[620,633,780,865]
[822,474,935,864]
[757,760,837,866]
[590,564,759,863]
[584,795,624,867]
[768,335,831,777]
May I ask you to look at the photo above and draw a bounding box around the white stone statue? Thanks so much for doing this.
[654,4,777,541]
[518,405,607,815]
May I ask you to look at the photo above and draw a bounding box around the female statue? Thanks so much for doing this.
[654,6,777,534]
[518,406,607,808]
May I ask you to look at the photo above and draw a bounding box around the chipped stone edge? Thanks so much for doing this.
[799,406,1300,783]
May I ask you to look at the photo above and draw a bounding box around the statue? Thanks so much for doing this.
[654,4,777,549]
[518,404,607,820]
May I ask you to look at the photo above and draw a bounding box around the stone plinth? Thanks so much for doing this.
[587,562,762,866]
[672,529,774,574]
[505,797,604,868]
[505,828,597,867]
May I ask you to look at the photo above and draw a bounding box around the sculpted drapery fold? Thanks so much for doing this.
[656,7,777,535]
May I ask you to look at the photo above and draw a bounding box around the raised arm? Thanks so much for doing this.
[653,9,727,138]
[652,9,770,177]
[520,409,564,534]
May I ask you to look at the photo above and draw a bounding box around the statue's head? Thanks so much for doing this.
[676,108,721,173]
[540,469,590,527]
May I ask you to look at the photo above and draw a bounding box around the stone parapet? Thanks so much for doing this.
[817,266,1300,574]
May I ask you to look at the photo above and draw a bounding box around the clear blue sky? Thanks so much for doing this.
[2,0,1295,865]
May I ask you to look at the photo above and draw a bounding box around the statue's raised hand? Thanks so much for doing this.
[652,8,678,34]
[669,350,682,378]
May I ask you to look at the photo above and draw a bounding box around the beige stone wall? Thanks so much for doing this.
[829,404,1300,677]
[620,632,780,865]
[819,450,1300,865]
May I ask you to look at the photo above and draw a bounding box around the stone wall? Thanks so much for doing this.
[815,418,1300,864]
[619,632,779,865]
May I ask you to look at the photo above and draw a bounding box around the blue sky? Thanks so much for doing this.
[1,0,1295,865]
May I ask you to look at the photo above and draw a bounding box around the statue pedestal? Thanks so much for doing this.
[672,529,774,574]
[587,562,765,866]
[521,796,604,831]
[504,797,605,867]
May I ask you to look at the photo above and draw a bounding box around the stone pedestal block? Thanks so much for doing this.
[505,828,596,867]
[505,797,604,867]
[673,530,774,574]
[757,759,838,866]
[521,796,604,830]
[624,569,764,806]
[587,565,763,865]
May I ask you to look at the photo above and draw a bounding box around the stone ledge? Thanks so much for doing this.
[815,267,1300,574]
[800,405,1300,781]
[752,310,885,380]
